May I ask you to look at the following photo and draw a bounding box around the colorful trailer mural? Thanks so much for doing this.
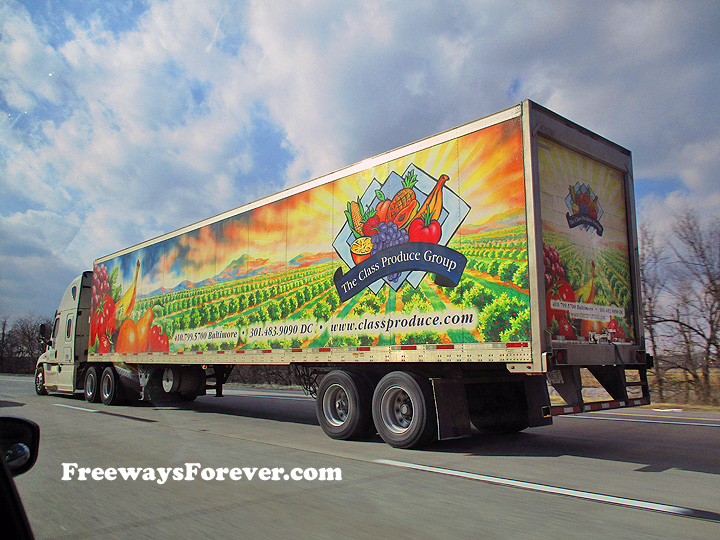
[90,117,532,354]
[538,136,635,343]
[41,100,651,449]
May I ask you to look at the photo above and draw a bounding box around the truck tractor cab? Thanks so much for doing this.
[35,272,92,395]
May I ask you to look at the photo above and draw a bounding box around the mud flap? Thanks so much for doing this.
[523,374,553,427]
[431,379,472,440]
[548,366,583,407]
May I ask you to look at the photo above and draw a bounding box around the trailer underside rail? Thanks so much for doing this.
[550,396,650,416]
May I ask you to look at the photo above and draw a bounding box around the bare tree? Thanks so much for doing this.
[664,212,720,404]
[639,223,669,400]
[8,314,52,361]
[0,315,11,371]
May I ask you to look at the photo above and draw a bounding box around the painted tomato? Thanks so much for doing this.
[556,315,576,340]
[546,278,576,324]
[98,333,111,353]
[408,208,442,243]
[90,317,99,348]
[606,318,626,341]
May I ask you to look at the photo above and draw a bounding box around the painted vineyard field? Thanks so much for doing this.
[97,222,533,353]
[542,229,634,341]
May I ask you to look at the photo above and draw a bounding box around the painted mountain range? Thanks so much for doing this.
[140,252,335,298]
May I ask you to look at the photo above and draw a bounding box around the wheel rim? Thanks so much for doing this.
[36,371,43,390]
[85,373,95,397]
[380,385,413,434]
[162,367,177,393]
[101,374,112,401]
[322,384,349,427]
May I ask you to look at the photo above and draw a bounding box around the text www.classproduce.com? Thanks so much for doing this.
[61,463,342,484]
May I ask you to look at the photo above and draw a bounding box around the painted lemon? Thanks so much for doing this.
[350,236,372,264]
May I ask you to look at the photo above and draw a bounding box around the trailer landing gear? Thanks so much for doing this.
[207,365,233,397]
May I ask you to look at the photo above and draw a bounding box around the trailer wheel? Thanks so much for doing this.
[84,366,101,403]
[34,367,47,396]
[161,366,204,402]
[177,392,199,403]
[100,366,123,406]
[316,370,372,440]
[466,382,529,434]
[144,382,169,404]
[372,371,436,449]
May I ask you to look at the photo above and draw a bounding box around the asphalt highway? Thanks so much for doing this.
[1,374,719,539]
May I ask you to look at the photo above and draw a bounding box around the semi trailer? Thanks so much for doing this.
[36,100,651,448]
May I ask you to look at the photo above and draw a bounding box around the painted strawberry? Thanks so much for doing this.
[149,325,169,352]
[362,213,380,237]
[92,295,116,345]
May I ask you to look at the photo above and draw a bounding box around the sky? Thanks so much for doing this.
[1,0,719,321]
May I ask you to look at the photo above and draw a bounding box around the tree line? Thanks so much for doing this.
[0,314,53,373]
[641,210,719,405]
[2,210,718,404]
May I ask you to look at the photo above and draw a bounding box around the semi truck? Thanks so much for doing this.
[35,100,651,448]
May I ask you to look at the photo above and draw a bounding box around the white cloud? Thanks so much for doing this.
[0,5,63,110]
[673,137,720,193]
[1,0,720,321]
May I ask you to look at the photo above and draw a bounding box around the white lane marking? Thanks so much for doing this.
[54,403,157,423]
[226,389,306,396]
[375,459,693,517]
[54,404,98,412]
[226,392,313,401]
[562,415,720,428]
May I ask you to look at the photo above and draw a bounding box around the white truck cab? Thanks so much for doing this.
[35,272,92,394]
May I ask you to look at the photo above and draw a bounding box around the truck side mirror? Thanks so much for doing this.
[0,418,40,476]
[39,324,51,347]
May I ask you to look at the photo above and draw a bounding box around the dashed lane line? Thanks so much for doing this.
[375,459,720,523]
[53,403,157,423]
[561,415,719,428]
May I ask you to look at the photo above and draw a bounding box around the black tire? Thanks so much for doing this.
[177,391,199,403]
[35,367,48,396]
[145,383,169,404]
[316,370,373,440]
[84,366,101,403]
[372,371,437,449]
[100,366,123,406]
[466,381,529,434]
